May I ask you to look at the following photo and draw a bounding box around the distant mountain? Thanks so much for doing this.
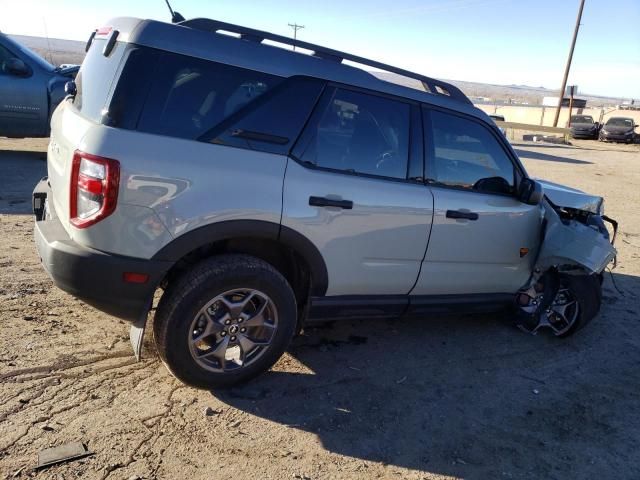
[8,34,85,67]
[372,72,625,107]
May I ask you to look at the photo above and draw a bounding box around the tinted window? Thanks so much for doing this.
[571,115,594,124]
[73,39,127,122]
[137,53,281,140]
[205,76,325,155]
[298,88,410,179]
[606,118,633,128]
[0,44,18,75]
[108,47,161,130]
[426,109,515,194]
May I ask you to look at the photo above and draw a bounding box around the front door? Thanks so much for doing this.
[412,107,542,296]
[282,86,433,300]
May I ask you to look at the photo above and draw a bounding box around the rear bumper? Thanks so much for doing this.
[33,178,172,322]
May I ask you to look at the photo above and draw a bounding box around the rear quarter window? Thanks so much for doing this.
[136,53,282,141]
[73,39,127,122]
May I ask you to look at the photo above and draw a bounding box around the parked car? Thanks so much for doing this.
[0,32,79,138]
[569,115,599,140]
[33,17,617,389]
[599,117,638,144]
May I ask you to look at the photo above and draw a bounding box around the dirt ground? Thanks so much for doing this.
[1,137,639,480]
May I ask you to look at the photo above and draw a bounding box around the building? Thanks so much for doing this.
[542,96,587,108]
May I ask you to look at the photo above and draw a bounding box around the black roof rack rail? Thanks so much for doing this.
[179,18,472,105]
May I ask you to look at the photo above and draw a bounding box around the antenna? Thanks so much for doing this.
[164,0,185,23]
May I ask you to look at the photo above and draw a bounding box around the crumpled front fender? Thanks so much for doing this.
[535,199,617,275]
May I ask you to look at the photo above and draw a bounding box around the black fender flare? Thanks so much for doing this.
[151,219,328,296]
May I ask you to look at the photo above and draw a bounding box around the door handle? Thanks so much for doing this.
[309,196,353,210]
[446,209,479,221]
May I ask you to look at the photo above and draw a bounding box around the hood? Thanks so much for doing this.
[571,122,595,129]
[537,179,603,214]
[603,125,633,134]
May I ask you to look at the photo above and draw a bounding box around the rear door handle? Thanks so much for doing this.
[309,196,353,210]
[446,209,479,221]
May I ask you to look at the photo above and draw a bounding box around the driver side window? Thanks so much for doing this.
[298,88,410,180]
[426,108,515,194]
[0,45,18,76]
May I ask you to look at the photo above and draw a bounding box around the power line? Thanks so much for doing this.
[287,23,305,51]
[553,0,586,127]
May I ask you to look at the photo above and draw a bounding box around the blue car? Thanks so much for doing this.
[0,32,78,138]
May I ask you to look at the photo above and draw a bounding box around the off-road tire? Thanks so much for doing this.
[153,254,297,389]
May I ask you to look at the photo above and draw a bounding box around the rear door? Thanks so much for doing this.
[282,86,433,300]
[412,107,542,296]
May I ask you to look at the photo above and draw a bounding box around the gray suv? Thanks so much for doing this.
[33,17,617,388]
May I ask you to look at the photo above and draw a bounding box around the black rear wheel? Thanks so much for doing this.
[153,254,297,388]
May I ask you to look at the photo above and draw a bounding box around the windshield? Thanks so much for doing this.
[1,34,55,72]
[606,118,634,128]
[571,115,593,124]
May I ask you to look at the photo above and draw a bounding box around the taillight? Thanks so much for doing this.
[70,150,120,228]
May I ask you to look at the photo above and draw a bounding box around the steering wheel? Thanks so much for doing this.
[375,150,395,171]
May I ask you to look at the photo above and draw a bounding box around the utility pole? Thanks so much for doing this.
[553,0,586,127]
[288,23,305,50]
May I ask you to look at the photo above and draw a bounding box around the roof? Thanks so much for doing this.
[105,17,485,120]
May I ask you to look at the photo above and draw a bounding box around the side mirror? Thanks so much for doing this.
[5,58,30,77]
[64,80,77,97]
[518,178,544,205]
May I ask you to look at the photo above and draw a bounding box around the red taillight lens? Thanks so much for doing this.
[123,272,150,284]
[70,151,120,228]
[96,26,113,36]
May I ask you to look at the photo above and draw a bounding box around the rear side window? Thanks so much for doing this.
[73,39,127,122]
[136,53,281,140]
[296,88,411,180]
[425,109,515,194]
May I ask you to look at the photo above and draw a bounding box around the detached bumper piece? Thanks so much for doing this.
[33,179,171,322]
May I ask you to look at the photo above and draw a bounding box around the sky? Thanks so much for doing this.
[1,0,638,98]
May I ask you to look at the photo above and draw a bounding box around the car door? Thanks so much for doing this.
[282,85,433,306]
[412,107,542,297]
[0,42,48,137]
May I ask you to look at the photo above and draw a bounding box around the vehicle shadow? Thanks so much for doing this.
[212,273,640,479]
[0,149,46,214]
[513,141,639,153]
[513,148,592,165]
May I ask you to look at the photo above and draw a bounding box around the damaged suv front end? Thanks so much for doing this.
[516,180,617,336]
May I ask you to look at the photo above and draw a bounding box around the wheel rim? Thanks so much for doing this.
[519,283,580,336]
[188,288,278,372]
[546,287,580,336]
